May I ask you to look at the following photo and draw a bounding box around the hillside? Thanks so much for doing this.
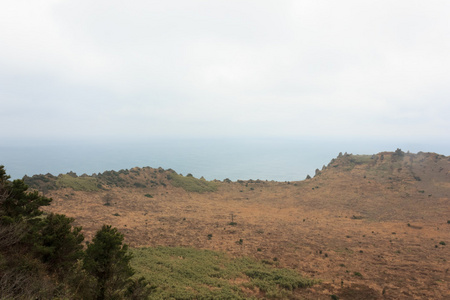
[24,150,450,299]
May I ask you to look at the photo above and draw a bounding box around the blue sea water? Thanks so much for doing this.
[1,137,449,181]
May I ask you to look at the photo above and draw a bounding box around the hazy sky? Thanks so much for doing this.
[1,0,449,142]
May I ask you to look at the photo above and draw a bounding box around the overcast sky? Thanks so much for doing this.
[1,0,449,142]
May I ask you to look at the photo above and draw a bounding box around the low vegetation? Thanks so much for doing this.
[56,174,99,191]
[131,246,317,299]
[167,173,218,193]
[24,167,222,194]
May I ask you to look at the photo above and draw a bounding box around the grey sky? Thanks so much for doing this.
[1,0,449,141]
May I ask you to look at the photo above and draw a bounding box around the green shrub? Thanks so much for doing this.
[168,173,218,193]
[353,272,362,277]
[56,174,99,191]
[133,182,146,188]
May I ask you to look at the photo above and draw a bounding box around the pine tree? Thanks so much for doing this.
[0,165,51,225]
[83,225,134,300]
[0,166,84,298]
[37,213,84,277]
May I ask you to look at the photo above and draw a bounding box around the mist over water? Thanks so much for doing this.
[1,138,449,181]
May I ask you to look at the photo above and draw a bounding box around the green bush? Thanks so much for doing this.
[133,182,146,188]
[168,173,218,193]
[353,272,363,277]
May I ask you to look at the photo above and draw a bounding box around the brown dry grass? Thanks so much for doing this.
[42,152,450,299]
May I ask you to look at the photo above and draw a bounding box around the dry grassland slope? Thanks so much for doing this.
[25,150,450,299]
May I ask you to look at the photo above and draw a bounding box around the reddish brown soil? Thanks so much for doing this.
[43,152,450,299]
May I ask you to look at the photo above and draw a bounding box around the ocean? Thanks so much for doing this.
[1,137,448,181]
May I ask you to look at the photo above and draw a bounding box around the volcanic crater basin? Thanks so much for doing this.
[34,151,450,299]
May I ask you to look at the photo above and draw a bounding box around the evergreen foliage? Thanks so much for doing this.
[83,225,135,300]
[0,168,51,224]
[37,213,84,277]
[0,166,140,299]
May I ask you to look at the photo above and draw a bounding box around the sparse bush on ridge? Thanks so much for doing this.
[393,148,405,159]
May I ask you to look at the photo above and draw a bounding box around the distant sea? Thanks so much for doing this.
[1,137,449,181]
